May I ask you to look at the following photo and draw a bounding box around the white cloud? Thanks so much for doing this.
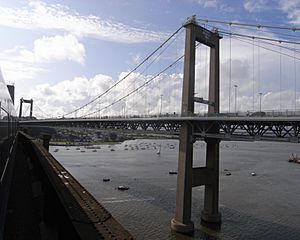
[0,0,167,43]
[195,0,234,12]
[0,33,85,94]
[197,0,218,8]
[243,0,268,13]
[130,53,142,65]
[30,34,85,64]
[0,51,45,84]
[279,0,300,25]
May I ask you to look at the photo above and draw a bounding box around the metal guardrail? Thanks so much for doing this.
[0,136,17,240]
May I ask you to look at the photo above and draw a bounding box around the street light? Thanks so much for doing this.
[148,103,151,116]
[122,100,126,117]
[98,102,101,118]
[259,92,262,112]
[234,84,238,114]
[160,94,163,116]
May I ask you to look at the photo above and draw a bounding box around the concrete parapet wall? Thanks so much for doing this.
[4,131,133,240]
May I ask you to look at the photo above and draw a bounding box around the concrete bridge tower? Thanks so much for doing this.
[19,98,33,119]
[171,16,222,233]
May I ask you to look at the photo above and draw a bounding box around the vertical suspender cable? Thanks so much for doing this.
[294,43,297,113]
[258,40,261,107]
[252,37,255,112]
[205,45,208,114]
[279,42,282,111]
[229,27,232,113]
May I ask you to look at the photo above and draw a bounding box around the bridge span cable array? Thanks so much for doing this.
[197,18,300,32]
[62,26,183,118]
[78,28,184,118]
[227,34,300,61]
[201,22,300,48]
[201,21,300,58]
[59,19,299,118]
[35,105,48,119]
[80,53,185,118]
[219,31,300,46]
[81,39,205,118]
[217,23,300,40]
[198,18,299,113]
[89,28,184,115]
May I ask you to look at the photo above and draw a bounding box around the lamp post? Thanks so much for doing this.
[148,103,150,116]
[160,94,163,116]
[259,92,262,112]
[123,100,126,117]
[234,84,238,114]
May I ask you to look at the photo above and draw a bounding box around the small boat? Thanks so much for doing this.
[169,170,177,175]
[54,149,59,152]
[110,148,115,151]
[117,185,129,191]
[92,149,97,152]
[80,150,85,153]
[156,145,161,155]
[76,147,80,150]
[288,153,300,163]
[103,178,110,182]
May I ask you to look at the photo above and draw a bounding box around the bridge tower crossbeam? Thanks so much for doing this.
[171,17,222,233]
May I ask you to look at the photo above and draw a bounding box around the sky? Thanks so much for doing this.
[0,0,299,118]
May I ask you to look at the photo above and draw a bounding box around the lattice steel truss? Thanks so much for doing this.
[20,116,300,142]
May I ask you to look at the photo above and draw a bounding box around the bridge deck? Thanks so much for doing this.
[20,116,300,142]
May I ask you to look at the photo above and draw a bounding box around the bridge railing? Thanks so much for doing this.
[26,108,300,121]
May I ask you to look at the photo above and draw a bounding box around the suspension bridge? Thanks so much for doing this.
[19,16,300,234]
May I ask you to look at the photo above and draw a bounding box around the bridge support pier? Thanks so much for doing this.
[171,136,221,233]
[201,138,221,223]
[171,123,194,233]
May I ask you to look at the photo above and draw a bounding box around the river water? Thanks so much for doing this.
[50,139,300,240]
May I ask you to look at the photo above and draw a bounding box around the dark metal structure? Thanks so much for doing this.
[19,98,33,119]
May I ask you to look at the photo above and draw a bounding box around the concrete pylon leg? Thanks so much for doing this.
[201,138,221,223]
[171,123,194,233]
